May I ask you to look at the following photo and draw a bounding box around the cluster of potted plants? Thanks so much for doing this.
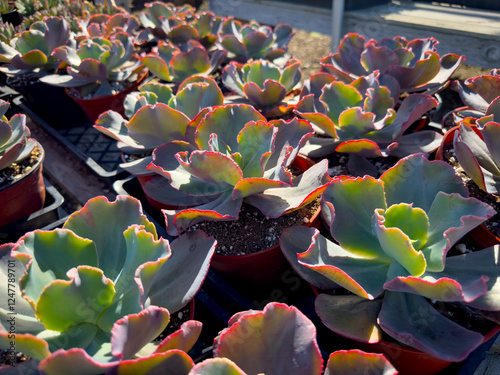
[1,1,500,374]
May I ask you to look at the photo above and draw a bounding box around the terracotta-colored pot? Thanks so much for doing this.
[435,125,500,246]
[0,142,46,227]
[66,68,149,124]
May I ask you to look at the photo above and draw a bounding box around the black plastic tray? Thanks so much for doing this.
[13,96,128,181]
[0,178,66,244]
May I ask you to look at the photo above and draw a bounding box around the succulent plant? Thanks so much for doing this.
[0,194,216,371]
[321,33,463,94]
[222,58,301,111]
[78,12,141,40]
[94,75,224,176]
[190,11,224,49]
[138,0,196,41]
[453,99,500,194]
[40,32,145,97]
[0,303,202,374]
[188,302,397,375]
[141,39,226,83]
[144,104,332,236]
[280,153,499,362]
[0,99,36,170]
[295,71,442,176]
[0,16,71,76]
[455,69,500,115]
[217,17,294,63]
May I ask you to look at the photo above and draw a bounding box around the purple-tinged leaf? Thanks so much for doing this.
[220,35,247,57]
[243,80,286,108]
[10,50,47,70]
[379,291,484,362]
[0,140,26,170]
[315,294,383,343]
[325,350,398,375]
[215,302,323,375]
[335,139,386,158]
[39,348,115,375]
[335,33,367,77]
[108,350,194,375]
[164,192,242,235]
[126,103,191,148]
[466,74,500,105]
[360,44,398,73]
[385,52,440,91]
[481,121,500,169]
[44,17,70,52]
[111,306,170,360]
[170,46,211,81]
[136,229,216,313]
[155,320,203,354]
[244,159,331,218]
[380,154,469,212]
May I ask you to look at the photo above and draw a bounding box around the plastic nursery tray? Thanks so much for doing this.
[0,178,66,244]
[13,96,128,181]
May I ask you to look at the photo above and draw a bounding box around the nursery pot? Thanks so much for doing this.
[435,125,500,246]
[209,154,322,285]
[7,76,89,128]
[66,68,149,124]
[0,141,46,228]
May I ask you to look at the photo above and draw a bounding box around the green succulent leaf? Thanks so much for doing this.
[323,176,388,258]
[63,196,157,281]
[14,229,98,308]
[141,54,172,81]
[320,82,363,126]
[155,320,203,354]
[0,332,51,361]
[242,80,286,108]
[35,266,115,332]
[372,205,427,277]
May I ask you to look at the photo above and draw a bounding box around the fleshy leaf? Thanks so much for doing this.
[136,229,216,313]
[14,229,98,308]
[379,291,483,362]
[325,350,398,375]
[63,196,157,281]
[155,320,203,354]
[109,350,194,375]
[35,266,115,331]
[214,302,323,375]
[0,332,50,361]
[189,358,246,375]
[111,306,170,360]
[315,294,383,343]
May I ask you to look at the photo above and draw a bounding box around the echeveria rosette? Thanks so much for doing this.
[0,16,70,76]
[94,76,224,177]
[141,40,227,83]
[40,33,144,96]
[0,100,36,170]
[222,58,301,111]
[280,153,499,361]
[321,33,463,94]
[453,111,500,195]
[144,104,332,236]
[0,305,201,375]
[455,69,500,114]
[218,18,294,62]
[0,195,216,364]
[295,72,441,175]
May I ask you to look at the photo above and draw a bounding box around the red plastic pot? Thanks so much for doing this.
[0,141,46,227]
[435,125,500,246]
[209,154,322,285]
[66,68,149,124]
